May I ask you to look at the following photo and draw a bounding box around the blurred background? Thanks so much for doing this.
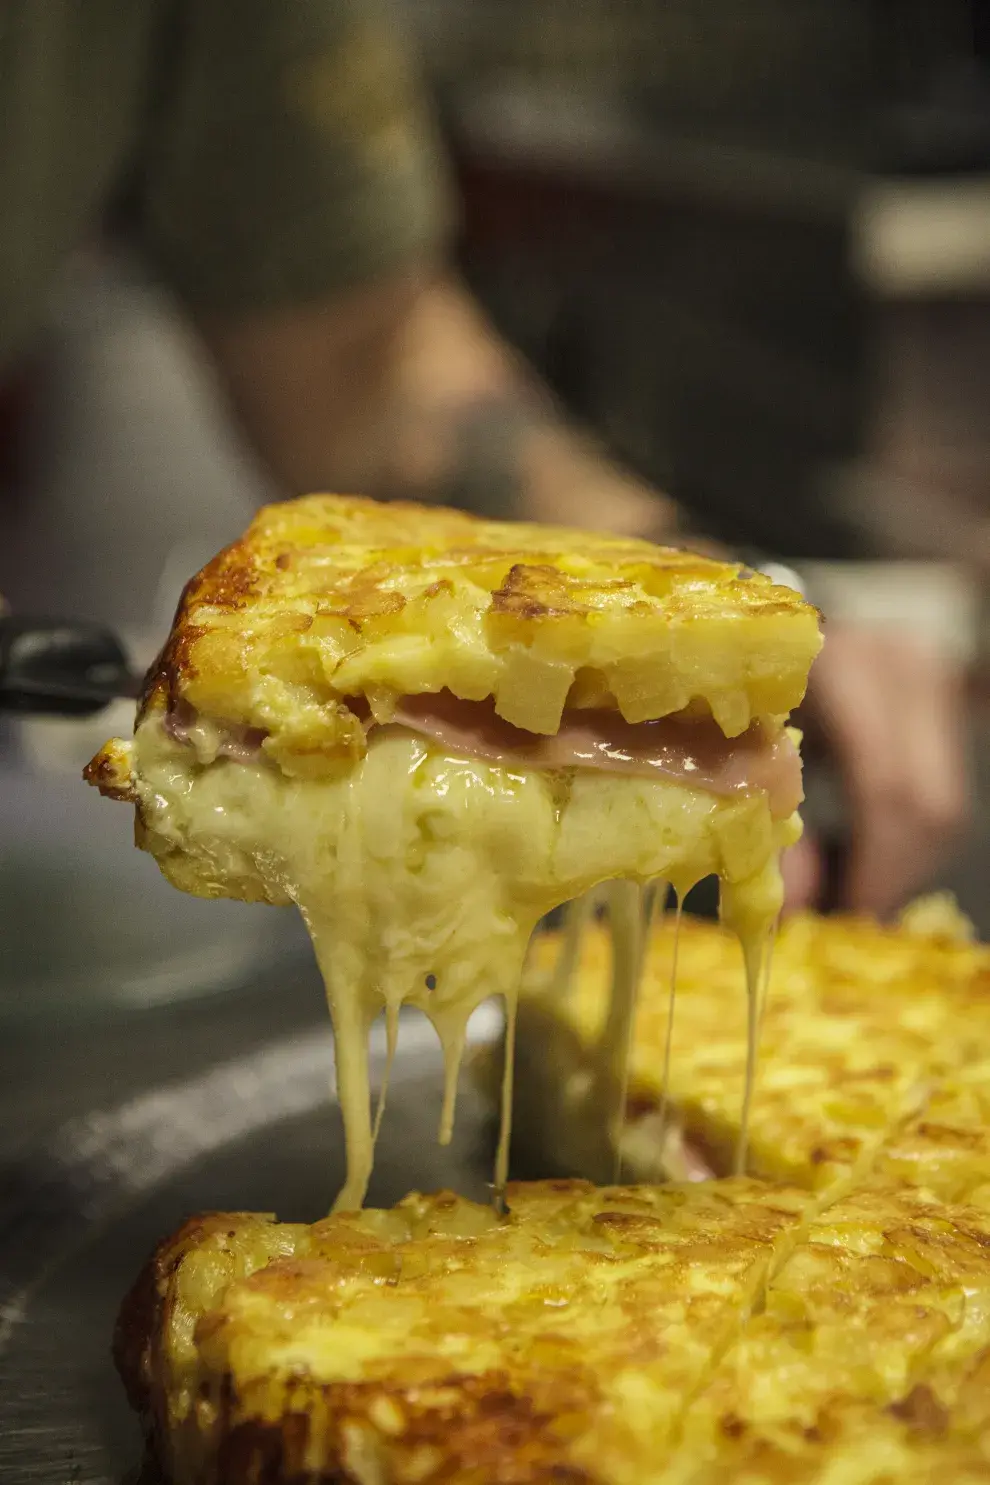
[1,0,989,1082]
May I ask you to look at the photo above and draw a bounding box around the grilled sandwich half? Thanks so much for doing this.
[84,494,821,1208]
[494,898,990,1201]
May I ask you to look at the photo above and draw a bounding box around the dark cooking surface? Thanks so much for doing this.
[0,1013,499,1485]
[0,764,501,1481]
[0,949,324,1165]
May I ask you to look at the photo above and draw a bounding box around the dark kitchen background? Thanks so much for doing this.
[429,0,990,563]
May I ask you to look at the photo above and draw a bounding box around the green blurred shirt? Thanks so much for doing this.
[0,0,453,367]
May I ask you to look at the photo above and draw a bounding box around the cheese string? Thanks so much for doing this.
[733,913,778,1176]
[757,915,779,1040]
[603,880,646,1184]
[438,1015,468,1146]
[713,851,785,1179]
[372,1000,401,1143]
[656,891,684,1152]
[552,887,602,1002]
[322,966,379,1214]
[612,880,672,1183]
[733,922,774,1177]
[493,988,518,1215]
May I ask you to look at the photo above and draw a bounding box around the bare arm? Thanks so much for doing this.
[199,265,680,540]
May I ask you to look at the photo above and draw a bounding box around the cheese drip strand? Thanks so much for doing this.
[601,881,649,1184]
[561,853,785,1183]
[133,717,797,1210]
[656,891,684,1150]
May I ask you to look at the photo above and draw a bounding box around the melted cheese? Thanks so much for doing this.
[389,695,804,819]
[559,869,775,1187]
[656,893,684,1148]
[551,888,603,1002]
[600,880,646,1182]
[132,718,799,1210]
[720,880,779,1174]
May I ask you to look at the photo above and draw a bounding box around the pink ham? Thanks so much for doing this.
[164,702,267,763]
[389,692,803,820]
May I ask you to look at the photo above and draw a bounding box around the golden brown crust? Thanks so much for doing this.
[82,737,137,801]
[670,1182,990,1482]
[116,1179,813,1484]
[125,493,821,760]
[195,1369,596,1485]
[140,540,262,718]
[116,1175,990,1484]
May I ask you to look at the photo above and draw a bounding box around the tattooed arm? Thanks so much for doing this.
[198,266,679,541]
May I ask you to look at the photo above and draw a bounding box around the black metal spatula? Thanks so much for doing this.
[0,615,142,716]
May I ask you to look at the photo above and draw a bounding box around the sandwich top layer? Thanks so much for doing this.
[137,493,822,767]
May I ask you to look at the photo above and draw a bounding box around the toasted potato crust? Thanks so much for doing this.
[125,494,821,763]
[115,1180,813,1485]
[118,1173,990,1484]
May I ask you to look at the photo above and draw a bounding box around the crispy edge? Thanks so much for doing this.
[113,1215,261,1426]
[206,1369,597,1485]
[139,538,260,720]
[82,737,137,802]
[114,1208,598,1485]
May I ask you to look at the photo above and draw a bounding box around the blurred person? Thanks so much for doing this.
[0,0,968,918]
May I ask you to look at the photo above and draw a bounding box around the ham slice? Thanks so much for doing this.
[164,703,266,763]
[389,692,803,820]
